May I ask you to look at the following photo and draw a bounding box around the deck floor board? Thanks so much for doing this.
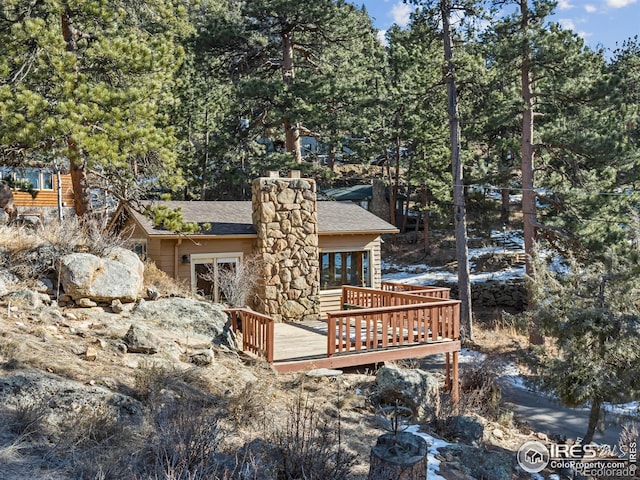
[273,321,328,361]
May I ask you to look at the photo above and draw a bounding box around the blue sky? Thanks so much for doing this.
[355,0,640,54]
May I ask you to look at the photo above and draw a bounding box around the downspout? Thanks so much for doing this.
[173,238,182,280]
[55,164,63,222]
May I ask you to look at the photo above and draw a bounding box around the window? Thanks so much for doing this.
[131,241,147,260]
[190,253,242,302]
[5,167,54,191]
[320,250,371,290]
[41,170,54,190]
[15,168,40,189]
[0,167,10,181]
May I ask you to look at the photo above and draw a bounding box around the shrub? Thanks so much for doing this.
[271,394,357,480]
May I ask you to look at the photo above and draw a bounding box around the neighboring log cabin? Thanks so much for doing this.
[0,166,75,222]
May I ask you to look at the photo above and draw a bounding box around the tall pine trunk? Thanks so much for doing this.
[520,0,543,345]
[442,0,472,340]
[583,399,602,445]
[61,9,92,217]
[282,30,302,163]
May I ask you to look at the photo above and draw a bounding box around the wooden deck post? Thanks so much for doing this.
[452,350,459,404]
[445,352,451,391]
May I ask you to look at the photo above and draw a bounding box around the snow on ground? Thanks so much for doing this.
[382,248,640,419]
[406,425,451,480]
[382,234,526,285]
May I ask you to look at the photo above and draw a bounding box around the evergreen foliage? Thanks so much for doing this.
[527,248,640,443]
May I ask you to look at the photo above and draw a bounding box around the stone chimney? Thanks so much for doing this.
[252,171,320,322]
[370,178,391,223]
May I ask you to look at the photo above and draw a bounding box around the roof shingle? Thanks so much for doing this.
[127,201,398,236]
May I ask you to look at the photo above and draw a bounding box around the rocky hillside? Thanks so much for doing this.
[0,221,551,479]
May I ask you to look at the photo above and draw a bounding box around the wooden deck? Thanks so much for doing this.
[227,282,461,401]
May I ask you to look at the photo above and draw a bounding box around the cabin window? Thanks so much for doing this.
[320,250,371,290]
[41,170,54,190]
[15,168,41,189]
[3,167,54,191]
[131,241,147,260]
[190,253,242,303]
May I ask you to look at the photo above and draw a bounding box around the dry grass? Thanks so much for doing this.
[143,260,192,298]
[470,321,530,356]
[0,217,129,281]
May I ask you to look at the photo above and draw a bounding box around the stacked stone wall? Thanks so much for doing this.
[251,172,320,322]
[432,279,527,311]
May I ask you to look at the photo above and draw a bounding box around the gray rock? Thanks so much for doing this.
[0,370,143,425]
[188,349,214,366]
[439,444,513,480]
[374,365,440,422]
[35,278,54,294]
[76,298,98,308]
[0,268,18,284]
[1,289,43,309]
[133,298,235,348]
[111,299,124,313]
[58,247,144,302]
[0,277,7,297]
[123,324,159,354]
[146,286,160,300]
[444,415,484,446]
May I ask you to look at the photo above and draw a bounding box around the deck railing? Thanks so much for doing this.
[225,308,274,363]
[381,281,450,299]
[342,285,449,309]
[327,296,460,356]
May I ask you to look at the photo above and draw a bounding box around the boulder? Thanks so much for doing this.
[188,349,214,366]
[1,289,45,309]
[123,324,160,354]
[374,366,440,422]
[444,415,484,446]
[59,247,144,302]
[0,268,18,296]
[439,444,513,480]
[132,297,235,349]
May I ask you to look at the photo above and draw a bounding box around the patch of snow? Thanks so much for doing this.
[459,348,486,364]
[382,264,526,285]
[498,361,529,390]
[406,425,450,480]
[603,401,640,418]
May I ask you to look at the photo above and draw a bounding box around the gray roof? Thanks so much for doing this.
[126,200,398,236]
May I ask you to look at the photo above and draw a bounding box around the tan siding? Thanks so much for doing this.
[320,290,342,318]
[175,238,255,284]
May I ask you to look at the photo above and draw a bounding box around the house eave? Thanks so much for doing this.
[318,229,399,236]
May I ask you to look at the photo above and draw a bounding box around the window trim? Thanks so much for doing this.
[319,248,372,292]
[1,167,55,191]
[190,252,243,302]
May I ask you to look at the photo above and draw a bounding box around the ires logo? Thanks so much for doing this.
[517,440,637,475]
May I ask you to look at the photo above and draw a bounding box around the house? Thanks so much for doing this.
[110,171,399,321]
[321,180,406,225]
[0,165,75,222]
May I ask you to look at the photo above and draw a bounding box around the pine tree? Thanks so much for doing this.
[528,248,640,444]
[0,0,189,214]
